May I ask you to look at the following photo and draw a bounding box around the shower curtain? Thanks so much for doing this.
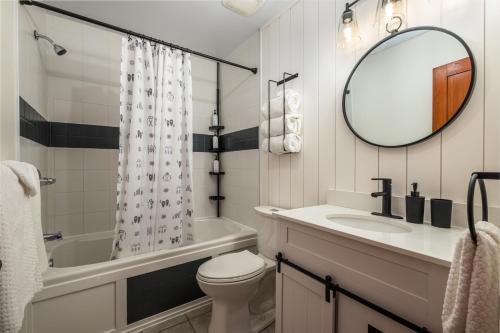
[111,37,194,259]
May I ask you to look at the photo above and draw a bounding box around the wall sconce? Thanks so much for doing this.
[337,1,361,49]
[375,0,407,34]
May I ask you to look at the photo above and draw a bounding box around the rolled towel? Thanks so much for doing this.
[261,88,301,119]
[261,134,302,155]
[260,115,302,137]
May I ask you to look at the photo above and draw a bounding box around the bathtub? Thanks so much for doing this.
[23,217,257,333]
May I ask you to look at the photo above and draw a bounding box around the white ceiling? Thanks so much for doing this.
[45,0,292,58]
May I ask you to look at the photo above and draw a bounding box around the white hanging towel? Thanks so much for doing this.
[261,88,301,119]
[0,161,48,333]
[261,134,302,155]
[442,221,500,333]
[260,114,302,137]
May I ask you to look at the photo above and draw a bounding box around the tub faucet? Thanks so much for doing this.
[44,231,63,241]
[371,178,402,219]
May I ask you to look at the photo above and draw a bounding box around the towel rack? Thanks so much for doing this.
[37,169,56,186]
[467,172,500,244]
[267,72,299,154]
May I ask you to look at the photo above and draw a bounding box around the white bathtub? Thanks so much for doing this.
[24,217,257,333]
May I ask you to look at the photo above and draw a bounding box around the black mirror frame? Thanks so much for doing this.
[342,26,476,148]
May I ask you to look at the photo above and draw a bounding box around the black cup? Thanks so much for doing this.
[430,199,452,228]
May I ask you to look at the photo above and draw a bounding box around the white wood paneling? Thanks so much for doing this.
[290,1,305,208]
[259,25,270,205]
[279,11,292,209]
[260,0,499,221]
[484,0,500,206]
[441,0,484,203]
[268,20,281,207]
[302,0,320,206]
[334,0,356,192]
[318,0,336,203]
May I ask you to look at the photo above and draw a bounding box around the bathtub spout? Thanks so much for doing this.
[44,231,63,241]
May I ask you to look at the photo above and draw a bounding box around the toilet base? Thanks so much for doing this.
[209,298,251,333]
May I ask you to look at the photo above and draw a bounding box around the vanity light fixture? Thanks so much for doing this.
[375,0,407,34]
[337,0,361,49]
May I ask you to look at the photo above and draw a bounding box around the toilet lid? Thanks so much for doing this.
[198,250,266,282]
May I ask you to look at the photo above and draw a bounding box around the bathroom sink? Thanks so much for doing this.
[326,214,411,233]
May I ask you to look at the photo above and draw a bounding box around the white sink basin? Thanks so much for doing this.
[326,214,412,233]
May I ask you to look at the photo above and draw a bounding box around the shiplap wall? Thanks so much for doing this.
[260,0,500,218]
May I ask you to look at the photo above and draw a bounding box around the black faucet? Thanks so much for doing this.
[371,178,402,219]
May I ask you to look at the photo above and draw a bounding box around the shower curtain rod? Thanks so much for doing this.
[19,0,258,74]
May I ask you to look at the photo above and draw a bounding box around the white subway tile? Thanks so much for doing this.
[54,213,84,236]
[55,169,84,193]
[84,190,109,212]
[84,149,110,170]
[82,102,108,125]
[84,170,110,191]
[84,211,111,233]
[54,148,83,170]
[55,192,83,215]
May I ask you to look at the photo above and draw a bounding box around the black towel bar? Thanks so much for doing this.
[276,252,431,333]
[467,172,500,244]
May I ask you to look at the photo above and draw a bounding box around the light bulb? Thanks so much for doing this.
[337,5,360,49]
[375,0,406,34]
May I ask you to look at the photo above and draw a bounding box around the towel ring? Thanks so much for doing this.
[467,172,500,244]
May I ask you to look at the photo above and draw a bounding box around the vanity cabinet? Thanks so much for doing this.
[275,218,450,333]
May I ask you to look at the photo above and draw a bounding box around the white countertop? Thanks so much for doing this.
[273,205,465,267]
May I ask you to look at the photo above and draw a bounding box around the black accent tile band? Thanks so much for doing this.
[19,97,50,146]
[221,126,259,152]
[193,133,213,152]
[20,97,259,152]
[50,122,119,149]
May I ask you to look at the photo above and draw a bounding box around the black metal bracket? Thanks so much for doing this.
[267,72,299,154]
[467,172,500,244]
[275,252,430,333]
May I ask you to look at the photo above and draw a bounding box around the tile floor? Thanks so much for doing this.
[144,304,274,333]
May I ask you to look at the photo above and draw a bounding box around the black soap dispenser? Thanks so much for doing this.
[406,182,425,224]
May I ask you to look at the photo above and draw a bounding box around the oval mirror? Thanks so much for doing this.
[343,27,476,148]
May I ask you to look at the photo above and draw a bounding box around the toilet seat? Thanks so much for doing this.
[197,250,266,284]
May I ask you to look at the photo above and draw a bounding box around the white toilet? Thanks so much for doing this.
[197,251,266,333]
[196,206,283,333]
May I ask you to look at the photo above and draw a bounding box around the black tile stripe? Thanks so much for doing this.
[19,97,50,146]
[50,122,119,149]
[221,126,259,152]
[20,97,259,152]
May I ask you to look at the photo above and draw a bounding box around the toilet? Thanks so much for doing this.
[196,206,283,333]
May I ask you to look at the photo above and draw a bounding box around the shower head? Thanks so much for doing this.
[33,30,67,56]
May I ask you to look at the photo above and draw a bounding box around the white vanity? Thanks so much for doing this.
[273,205,463,333]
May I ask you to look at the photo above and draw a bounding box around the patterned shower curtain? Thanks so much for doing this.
[111,37,194,259]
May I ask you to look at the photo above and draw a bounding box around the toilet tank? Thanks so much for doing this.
[254,206,286,259]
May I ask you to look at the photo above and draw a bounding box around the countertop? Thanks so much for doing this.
[273,205,465,267]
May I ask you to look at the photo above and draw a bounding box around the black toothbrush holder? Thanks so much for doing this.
[430,198,453,228]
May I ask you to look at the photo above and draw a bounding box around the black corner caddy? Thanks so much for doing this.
[208,63,225,217]
[276,252,431,333]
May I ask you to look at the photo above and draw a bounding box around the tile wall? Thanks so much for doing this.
[19,8,221,234]
[220,32,262,230]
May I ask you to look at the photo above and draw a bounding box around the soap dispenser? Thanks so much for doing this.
[406,182,425,224]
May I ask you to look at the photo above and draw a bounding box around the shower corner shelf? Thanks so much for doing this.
[209,195,225,201]
[209,125,225,131]
[209,171,225,175]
